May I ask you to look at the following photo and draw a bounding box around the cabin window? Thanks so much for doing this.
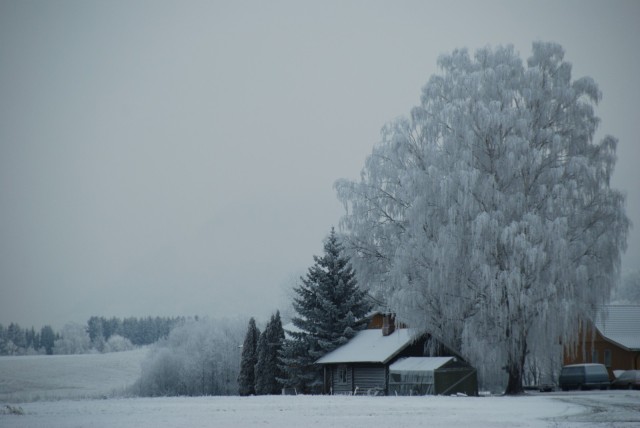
[338,365,348,384]
[591,349,599,363]
[604,349,612,367]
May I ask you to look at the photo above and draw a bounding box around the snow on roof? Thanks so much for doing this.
[316,328,420,365]
[389,357,455,373]
[596,305,640,350]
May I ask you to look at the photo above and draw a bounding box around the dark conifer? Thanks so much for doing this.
[237,318,260,396]
[255,311,285,395]
[279,228,371,393]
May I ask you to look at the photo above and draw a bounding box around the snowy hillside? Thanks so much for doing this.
[0,348,148,402]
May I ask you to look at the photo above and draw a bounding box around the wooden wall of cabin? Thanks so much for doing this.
[327,364,387,395]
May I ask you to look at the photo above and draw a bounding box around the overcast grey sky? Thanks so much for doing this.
[1,0,638,329]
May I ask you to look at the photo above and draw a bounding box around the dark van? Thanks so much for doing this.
[559,364,610,391]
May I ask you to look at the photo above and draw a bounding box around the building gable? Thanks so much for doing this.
[596,305,640,351]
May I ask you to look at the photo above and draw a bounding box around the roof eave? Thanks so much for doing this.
[596,326,639,352]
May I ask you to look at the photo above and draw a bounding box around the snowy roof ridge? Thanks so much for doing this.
[595,305,640,350]
[316,328,421,365]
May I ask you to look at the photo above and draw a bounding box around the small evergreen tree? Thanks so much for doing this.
[7,323,26,350]
[278,331,315,393]
[0,323,7,354]
[279,228,371,393]
[237,317,260,396]
[40,325,56,355]
[254,311,285,395]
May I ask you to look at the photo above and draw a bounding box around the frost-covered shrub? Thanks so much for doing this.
[53,323,92,355]
[2,405,25,416]
[103,334,134,353]
[132,317,246,396]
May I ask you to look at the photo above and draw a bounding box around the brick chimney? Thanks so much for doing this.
[382,313,395,336]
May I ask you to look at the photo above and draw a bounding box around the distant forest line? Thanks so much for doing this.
[0,315,184,356]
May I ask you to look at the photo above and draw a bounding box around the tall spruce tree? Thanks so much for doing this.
[237,317,260,396]
[279,228,371,393]
[254,311,285,395]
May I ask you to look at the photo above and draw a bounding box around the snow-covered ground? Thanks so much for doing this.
[1,392,639,428]
[1,350,638,427]
[0,348,148,402]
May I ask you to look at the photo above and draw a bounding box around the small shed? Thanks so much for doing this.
[388,357,477,396]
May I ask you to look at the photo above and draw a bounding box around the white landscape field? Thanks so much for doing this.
[1,350,639,427]
[0,348,148,402]
[2,392,640,428]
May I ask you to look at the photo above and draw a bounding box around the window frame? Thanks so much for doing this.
[604,349,612,368]
[337,365,348,384]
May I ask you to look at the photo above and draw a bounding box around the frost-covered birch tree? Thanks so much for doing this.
[336,42,629,394]
[613,270,640,304]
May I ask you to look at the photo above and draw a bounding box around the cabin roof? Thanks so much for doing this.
[595,305,640,350]
[316,328,420,365]
[389,356,455,372]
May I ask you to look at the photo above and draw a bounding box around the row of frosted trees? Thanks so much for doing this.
[0,316,183,356]
[0,323,57,355]
[237,313,285,396]
[86,315,183,349]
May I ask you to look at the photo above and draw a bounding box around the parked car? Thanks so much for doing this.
[611,370,640,390]
[538,383,554,392]
[559,363,610,391]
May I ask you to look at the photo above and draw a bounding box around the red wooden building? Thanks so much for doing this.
[564,305,640,378]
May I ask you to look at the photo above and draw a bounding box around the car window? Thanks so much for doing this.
[621,371,640,381]
[585,365,607,375]
[562,366,583,375]
[618,371,632,380]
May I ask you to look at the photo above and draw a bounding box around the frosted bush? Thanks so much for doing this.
[103,335,134,353]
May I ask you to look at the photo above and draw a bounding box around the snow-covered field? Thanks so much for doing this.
[0,348,148,402]
[1,350,638,427]
[1,392,639,428]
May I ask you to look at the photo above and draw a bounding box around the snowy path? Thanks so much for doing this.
[3,392,638,428]
[544,390,640,427]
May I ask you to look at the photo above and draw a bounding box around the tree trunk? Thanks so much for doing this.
[504,341,528,395]
[504,363,524,395]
